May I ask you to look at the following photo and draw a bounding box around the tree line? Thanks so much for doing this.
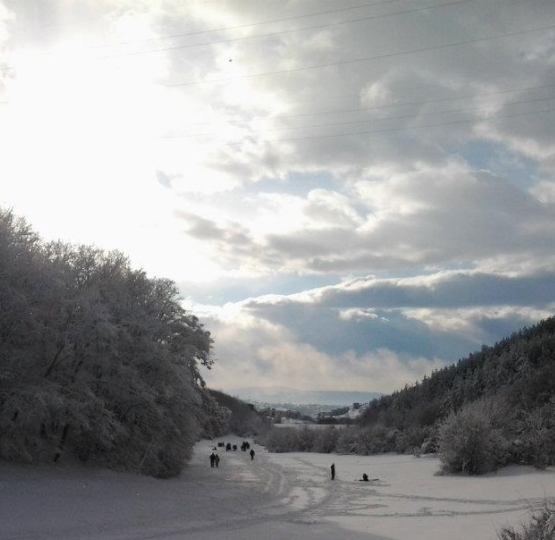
[0,208,223,478]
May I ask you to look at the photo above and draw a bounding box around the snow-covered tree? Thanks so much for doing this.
[0,207,214,477]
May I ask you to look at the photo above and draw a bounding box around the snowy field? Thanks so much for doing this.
[1,435,554,540]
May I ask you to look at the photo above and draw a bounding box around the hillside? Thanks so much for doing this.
[208,389,270,437]
[359,316,555,429]
[263,318,555,473]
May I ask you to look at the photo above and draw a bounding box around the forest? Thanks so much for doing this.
[0,207,229,478]
[263,317,555,475]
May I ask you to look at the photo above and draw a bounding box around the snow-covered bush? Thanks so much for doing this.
[497,500,555,539]
[336,427,358,454]
[355,425,396,455]
[263,427,300,452]
[438,397,511,474]
[313,426,340,453]
[395,425,434,454]
[515,406,555,470]
[297,425,317,451]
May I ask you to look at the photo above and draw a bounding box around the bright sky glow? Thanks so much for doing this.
[1,0,554,395]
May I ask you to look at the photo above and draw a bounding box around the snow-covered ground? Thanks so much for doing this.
[1,436,554,540]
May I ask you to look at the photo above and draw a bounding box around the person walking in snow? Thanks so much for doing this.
[250,448,255,460]
[215,454,220,468]
[330,463,335,480]
[210,453,216,468]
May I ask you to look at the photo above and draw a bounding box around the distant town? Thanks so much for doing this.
[249,400,370,425]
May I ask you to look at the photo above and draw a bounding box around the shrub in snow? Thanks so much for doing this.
[264,427,299,452]
[355,425,396,455]
[263,425,339,454]
[297,425,317,451]
[438,397,511,474]
[336,427,358,454]
[313,426,340,453]
[497,500,555,540]
[420,436,438,455]
[394,425,434,455]
[515,407,555,470]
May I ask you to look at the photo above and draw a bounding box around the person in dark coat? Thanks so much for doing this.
[215,454,220,468]
[250,448,255,460]
[210,453,216,468]
[330,463,335,480]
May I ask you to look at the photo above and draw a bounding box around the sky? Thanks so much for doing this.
[1,0,554,396]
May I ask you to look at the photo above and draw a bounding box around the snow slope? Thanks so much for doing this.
[1,436,554,540]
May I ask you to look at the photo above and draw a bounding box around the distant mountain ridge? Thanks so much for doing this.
[226,386,381,406]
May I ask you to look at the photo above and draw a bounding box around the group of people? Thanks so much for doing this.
[210,452,371,480]
[209,452,220,468]
[209,441,255,467]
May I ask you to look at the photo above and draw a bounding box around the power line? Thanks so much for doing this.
[3,33,551,112]
[16,0,476,60]
[274,83,555,121]
[156,106,555,147]
[95,0,477,60]
[3,2,551,129]
[258,106,555,146]
[186,75,555,128]
[167,82,555,132]
[158,94,555,140]
[270,94,555,133]
[97,0,423,49]
[165,22,555,88]
[18,0,419,39]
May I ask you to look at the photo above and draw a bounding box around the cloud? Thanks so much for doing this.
[314,270,555,311]
[203,304,447,394]
[198,266,555,393]
[172,161,555,279]
[2,0,554,395]
[156,0,554,185]
[338,308,379,322]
